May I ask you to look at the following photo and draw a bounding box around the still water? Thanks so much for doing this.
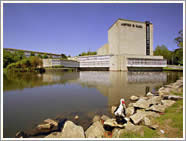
[3,71,182,137]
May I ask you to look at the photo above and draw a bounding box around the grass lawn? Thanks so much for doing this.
[163,67,183,71]
[120,91,183,138]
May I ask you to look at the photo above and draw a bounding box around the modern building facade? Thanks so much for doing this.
[80,18,167,71]
[4,48,61,58]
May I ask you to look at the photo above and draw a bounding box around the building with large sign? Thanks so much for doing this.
[78,18,167,71]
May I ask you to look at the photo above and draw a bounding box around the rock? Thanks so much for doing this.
[44,118,58,127]
[147,104,166,113]
[74,115,79,120]
[128,103,134,107]
[111,106,117,114]
[147,96,162,105]
[125,122,143,136]
[146,92,154,96]
[85,121,104,138]
[130,110,147,124]
[161,100,176,107]
[130,96,139,101]
[37,123,51,130]
[143,117,151,126]
[101,115,110,121]
[112,128,122,138]
[126,107,134,117]
[15,131,28,138]
[104,118,126,129]
[61,121,85,138]
[158,87,171,95]
[144,111,160,118]
[133,98,149,109]
[162,95,183,100]
[92,115,101,123]
[45,132,62,138]
[149,124,159,130]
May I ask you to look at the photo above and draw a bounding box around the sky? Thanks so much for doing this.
[3,3,183,56]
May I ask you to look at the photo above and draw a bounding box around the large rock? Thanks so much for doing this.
[125,122,143,133]
[85,121,104,138]
[146,92,154,96]
[158,87,171,95]
[44,118,58,127]
[37,123,51,130]
[92,115,101,123]
[144,111,160,118]
[162,95,183,101]
[126,107,135,117]
[130,96,139,101]
[147,96,162,105]
[133,98,149,109]
[130,110,147,124]
[143,117,151,126]
[61,121,85,138]
[45,132,63,138]
[101,115,110,121]
[147,104,166,113]
[104,118,126,129]
[161,100,176,107]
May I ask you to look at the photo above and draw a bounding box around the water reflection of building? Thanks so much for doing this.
[77,71,167,107]
[127,72,167,83]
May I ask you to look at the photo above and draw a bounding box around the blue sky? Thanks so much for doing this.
[4,3,183,56]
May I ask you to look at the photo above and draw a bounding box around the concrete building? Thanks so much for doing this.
[4,48,61,58]
[81,18,166,71]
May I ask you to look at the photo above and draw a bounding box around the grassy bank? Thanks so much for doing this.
[120,91,183,138]
[163,67,183,71]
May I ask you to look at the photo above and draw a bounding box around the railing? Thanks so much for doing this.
[127,58,167,67]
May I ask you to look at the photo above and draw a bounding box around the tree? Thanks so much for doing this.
[30,52,35,56]
[154,45,172,64]
[43,53,48,59]
[61,54,67,59]
[174,30,183,48]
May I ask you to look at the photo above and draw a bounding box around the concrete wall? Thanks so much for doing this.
[43,59,79,68]
[97,44,109,55]
[108,19,153,56]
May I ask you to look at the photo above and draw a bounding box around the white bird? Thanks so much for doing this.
[114,98,128,124]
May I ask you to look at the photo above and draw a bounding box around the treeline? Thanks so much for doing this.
[154,30,183,65]
[3,50,43,72]
[78,51,97,56]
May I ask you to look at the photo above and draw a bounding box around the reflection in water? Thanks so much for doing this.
[3,71,182,137]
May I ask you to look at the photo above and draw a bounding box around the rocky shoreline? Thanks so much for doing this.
[16,77,183,138]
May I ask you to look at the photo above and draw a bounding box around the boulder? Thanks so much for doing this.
[147,104,166,113]
[158,87,171,95]
[92,115,101,123]
[128,103,134,107]
[143,117,151,126]
[45,132,62,138]
[130,110,147,124]
[162,95,183,101]
[161,100,176,107]
[147,96,162,105]
[144,111,160,118]
[104,118,126,129]
[74,115,79,120]
[126,107,134,117]
[85,121,104,138]
[130,96,139,101]
[146,92,154,96]
[36,123,51,130]
[101,115,110,121]
[61,121,85,138]
[149,124,159,130]
[111,106,117,114]
[112,128,122,138]
[125,122,142,132]
[44,118,58,127]
[133,98,149,109]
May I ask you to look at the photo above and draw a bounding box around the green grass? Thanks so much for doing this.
[120,126,159,138]
[163,67,183,71]
[120,91,183,138]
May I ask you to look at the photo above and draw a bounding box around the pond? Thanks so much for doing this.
[3,71,182,138]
